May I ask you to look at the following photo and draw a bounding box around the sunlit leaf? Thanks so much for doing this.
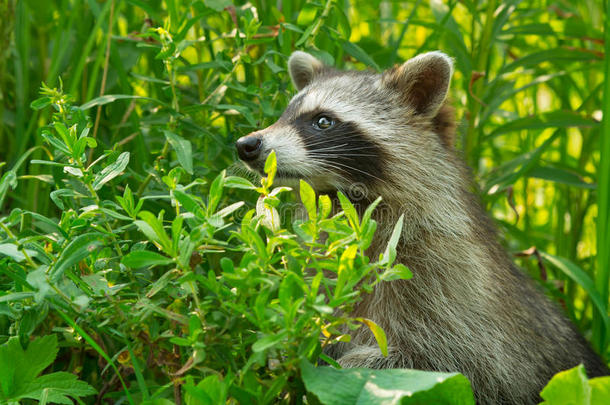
[164,130,193,174]
[92,152,130,190]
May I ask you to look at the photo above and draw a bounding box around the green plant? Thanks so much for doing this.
[0,0,609,403]
[540,364,610,405]
[0,84,435,403]
[0,335,95,404]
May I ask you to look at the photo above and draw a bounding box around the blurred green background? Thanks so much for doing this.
[0,0,608,356]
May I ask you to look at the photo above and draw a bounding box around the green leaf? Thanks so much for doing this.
[41,133,71,155]
[317,194,332,220]
[214,201,245,218]
[164,130,193,174]
[80,94,169,110]
[207,171,225,216]
[49,189,76,210]
[295,24,316,47]
[51,234,104,280]
[92,152,130,190]
[183,374,229,405]
[224,176,256,190]
[502,23,556,36]
[135,211,173,254]
[590,376,610,404]
[30,97,52,110]
[173,190,206,220]
[540,365,590,404]
[539,252,610,342]
[203,0,232,12]
[0,170,17,208]
[296,3,318,26]
[528,166,595,189]
[300,360,475,405]
[380,263,413,282]
[252,332,288,353]
[361,196,382,229]
[300,180,316,220]
[500,48,600,75]
[381,214,404,266]
[0,335,93,403]
[0,335,55,398]
[335,244,358,298]
[488,111,597,138]
[256,195,281,232]
[264,150,277,187]
[483,132,559,194]
[122,251,174,268]
[0,243,38,263]
[53,122,73,148]
[0,292,35,303]
[333,4,351,39]
[340,40,380,71]
[146,269,179,298]
[356,318,388,357]
[337,191,359,233]
[19,372,96,404]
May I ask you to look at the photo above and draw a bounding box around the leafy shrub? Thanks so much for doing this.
[0,87,425,403]
[0,0,609,403]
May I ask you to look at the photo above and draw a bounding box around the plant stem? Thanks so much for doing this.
[305,0,334,47]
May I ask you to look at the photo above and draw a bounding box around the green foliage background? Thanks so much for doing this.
[0,0,609,403]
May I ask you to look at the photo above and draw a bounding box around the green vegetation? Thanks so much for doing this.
[0,0,609,403]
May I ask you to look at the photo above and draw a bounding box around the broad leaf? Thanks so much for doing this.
[540,364,610,405]
[300,360,475,405]
[0,335,95,403]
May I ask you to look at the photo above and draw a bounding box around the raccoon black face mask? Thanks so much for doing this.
[236,51,608,405]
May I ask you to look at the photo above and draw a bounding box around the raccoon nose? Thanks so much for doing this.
[236,136,262,161]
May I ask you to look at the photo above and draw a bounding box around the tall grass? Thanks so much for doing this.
[0,0,608,397]
[597,0,610,353]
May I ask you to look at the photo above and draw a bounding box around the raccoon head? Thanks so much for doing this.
[235,51,455,198]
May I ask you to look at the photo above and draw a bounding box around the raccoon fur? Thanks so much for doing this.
[235,51,608,404]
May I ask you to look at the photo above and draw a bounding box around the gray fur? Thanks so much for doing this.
[237,51,608,404]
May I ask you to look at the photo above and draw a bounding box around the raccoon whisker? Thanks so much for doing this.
[321,146,380,152]
[308,153,378,158]
[304,133,382,148]
[308,159,353,179]
[304,142,349,150]
[304,132,382,147]
[307,145,381,153]
[291,161,315,178]
[315,160,391,187]
[309,144,382,152]
[302,140,351,149]
[307,144,374,152]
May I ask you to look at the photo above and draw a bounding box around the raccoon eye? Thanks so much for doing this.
[313,115,334,130]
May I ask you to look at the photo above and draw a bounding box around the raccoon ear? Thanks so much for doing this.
[288,51,324,91]
[383,51,453,117]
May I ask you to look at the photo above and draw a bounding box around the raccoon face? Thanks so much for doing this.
[236,51,453,193]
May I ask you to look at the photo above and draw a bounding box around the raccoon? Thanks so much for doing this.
[235,51,608,404]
